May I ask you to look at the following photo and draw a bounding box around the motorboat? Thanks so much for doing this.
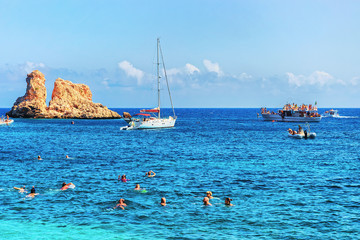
[120,38,177,130]
[261,103,322,122]
[322,109,339,118]
[287,123,316,139]
[0,116,14,126]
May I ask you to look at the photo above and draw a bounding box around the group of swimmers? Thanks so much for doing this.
[116,171,234,209]
[14,182,75,198]
[21,157,234,208]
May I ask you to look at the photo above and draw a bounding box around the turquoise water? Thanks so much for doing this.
[0,108,359,239]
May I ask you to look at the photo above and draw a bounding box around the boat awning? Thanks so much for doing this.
[140,108,160,113]
[134,113,151,116]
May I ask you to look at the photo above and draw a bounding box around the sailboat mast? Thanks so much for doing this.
[157,38,161,119]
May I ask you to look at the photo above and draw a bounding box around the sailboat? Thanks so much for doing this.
[120,38,177,130]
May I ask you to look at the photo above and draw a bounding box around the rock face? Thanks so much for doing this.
[7,70,48,118]
[7,70,121,119]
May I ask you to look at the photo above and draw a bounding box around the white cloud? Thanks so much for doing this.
[23,61,45,73]
[184,63,200,75]
[350,77,360,86]
[203,59,223,76]
[287,71,345,87]
[118,61,144,85]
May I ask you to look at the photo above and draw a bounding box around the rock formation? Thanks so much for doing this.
[7,70,48,118]
[7,70,121,119]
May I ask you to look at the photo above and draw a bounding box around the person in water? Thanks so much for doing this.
[206,191,214,199]
[66,155,69,159]
[121,175,128,182]
[160,197,166,206]
[114,198,127,210]
[203,197,212,206]
[18,186,26,193]
[27,186,38,198]
[37,155,42,160]
[145,170,156,178]
[61,182,75,190]
[134,184,141,190]
[225,198,233,206]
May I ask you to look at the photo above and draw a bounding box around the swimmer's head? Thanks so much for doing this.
[66,155,69,158]
[206,191,212,197]
[62,182,66,187]
[161,197,166,204]
[136,184,140,188]
[37,155,41,159]
[119,198,125,203]
[225,198,232,205]
[203,197,210,204]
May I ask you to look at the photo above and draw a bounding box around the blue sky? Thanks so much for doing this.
[0,0,359,108]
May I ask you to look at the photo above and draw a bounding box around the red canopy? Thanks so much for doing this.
[134,113,151,116]
[140,108,160,113]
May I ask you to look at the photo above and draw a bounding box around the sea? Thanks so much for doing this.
[0,108,359,240]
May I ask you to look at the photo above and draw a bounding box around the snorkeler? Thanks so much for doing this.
[225,198,233,206]
[206,191,214,199]
[160,197,166,206]
[113,198,127,210]
[203,197,212,206]
[145,170,156,178]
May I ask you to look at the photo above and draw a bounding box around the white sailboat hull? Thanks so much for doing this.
[121,117,176,130]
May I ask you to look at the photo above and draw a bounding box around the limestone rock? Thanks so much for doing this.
[47,78,120,119]
[7,70,47,118]
[7,70,121,119]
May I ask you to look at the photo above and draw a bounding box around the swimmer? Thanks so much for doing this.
[160,197,166,206]
[134,184,141,190]
[113,198,127,210]
[14,186,27,193]
[37,155,42,160]
[71,121,74,124]
[206,191,214,199]
[26,186,38,198]
[225,198,233,206]
[121,175,128,182]
[61,182,75,190]
[66,155,69,159]
[145,170,156,178]
[203,197,212,206]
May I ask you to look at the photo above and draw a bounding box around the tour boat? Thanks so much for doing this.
[261,103,322,122]
[120,39,177,130]
[322,109,339,118]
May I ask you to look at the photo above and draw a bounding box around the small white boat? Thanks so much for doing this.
[0,119,14,126]
[120,38,177,130]
[287,123,316,139]
[322,109,339,118]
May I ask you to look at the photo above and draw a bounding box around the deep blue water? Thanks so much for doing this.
[0,108,359,239]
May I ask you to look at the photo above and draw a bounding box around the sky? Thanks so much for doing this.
[0,0,359,108]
